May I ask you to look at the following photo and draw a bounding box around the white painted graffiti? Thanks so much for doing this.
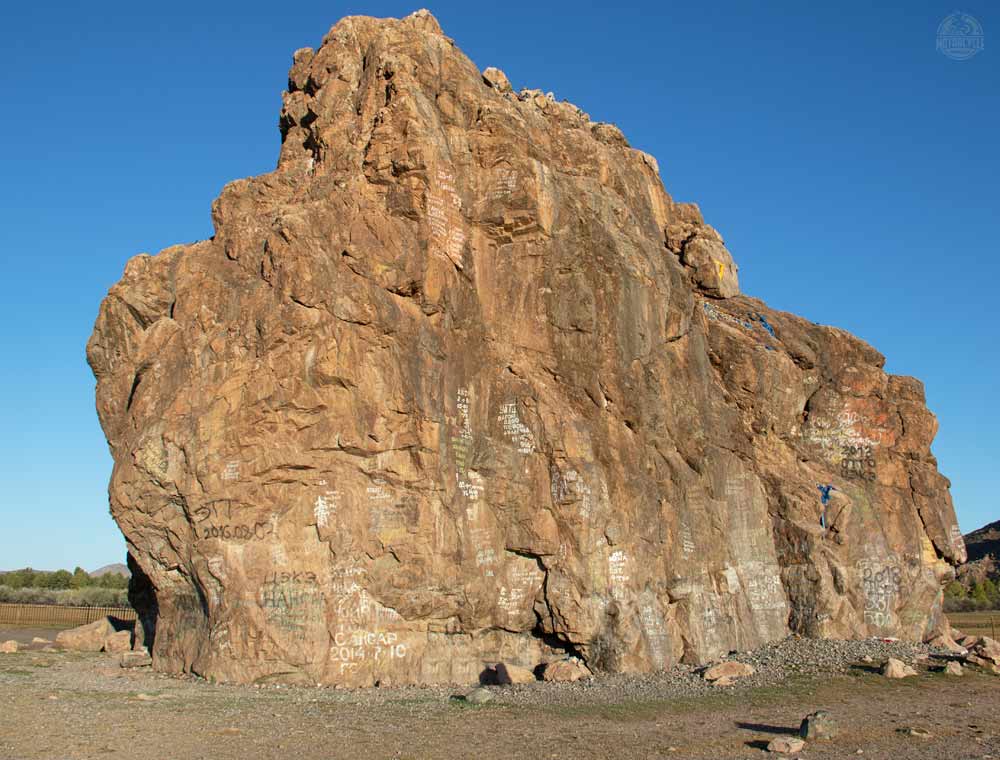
[329,628,407,674]
[803,410,883,467]
[680,524,695,556]
[744,563,786,612]
[498,401,535,454]
[948,524,965,554]
[550,466,594,519]
[639,603,670,667]
[453,388,484,501]
[857,559,901,628]
[498,562,544,618]
[427,168,466,268]
[608,550,630,600]
[314,491,339,529]
[366,479,392,503]
[488,169,518,200]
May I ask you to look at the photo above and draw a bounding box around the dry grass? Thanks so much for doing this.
[949,610,1000,638]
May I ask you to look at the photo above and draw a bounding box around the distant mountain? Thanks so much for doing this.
[964,520,1000,563]
[90,563,130,578]
[953,520,999,603]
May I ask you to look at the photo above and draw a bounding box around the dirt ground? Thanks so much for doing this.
[1,628,998,760]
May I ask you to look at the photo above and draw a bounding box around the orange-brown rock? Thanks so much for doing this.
[104,630,133,654]
[703,661,754,682]
[541,659,591,682]
[55,618,115,653]
[87,11,964,687]
[494,662,537,684]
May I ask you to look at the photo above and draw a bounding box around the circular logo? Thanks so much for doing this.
[937,11,984,60]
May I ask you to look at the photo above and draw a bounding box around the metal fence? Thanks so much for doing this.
[0,602,136,627]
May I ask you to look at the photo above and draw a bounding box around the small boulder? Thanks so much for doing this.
[464,686,493,705]
[944,661,964,676]
[1,640,18,653]
[541,659,591,682]
[55,618,115,652]
[703,661,755,682]
[31,637,51,645]
[976,635,1000,651]
[881,658,918,678]
[972,637,1000,664]
[800,710,838,741]
[767,737,806,754]
[495,662,536,685]
[120,649,152,668]
[104,630,132,654]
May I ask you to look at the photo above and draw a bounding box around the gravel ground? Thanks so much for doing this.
[1,630,997,760]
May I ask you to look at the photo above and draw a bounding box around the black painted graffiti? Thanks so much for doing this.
[263,571,318,586]
[841,444,876,482]
[260,578,324,631]
[200,523,273,541]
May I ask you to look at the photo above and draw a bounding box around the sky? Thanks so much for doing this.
[0,0,996,570]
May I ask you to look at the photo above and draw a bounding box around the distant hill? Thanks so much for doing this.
[964,520,1000,563]
[949,520,1000,610]
[90,563,130,578]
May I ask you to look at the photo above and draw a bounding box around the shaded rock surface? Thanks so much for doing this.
[88,11,963,687]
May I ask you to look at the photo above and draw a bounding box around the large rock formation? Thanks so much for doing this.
[87,10,966,686]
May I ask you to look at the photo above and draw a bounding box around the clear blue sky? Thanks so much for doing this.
[0,1,995,570]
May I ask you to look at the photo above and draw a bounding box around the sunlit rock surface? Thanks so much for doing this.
[87,10,964,686]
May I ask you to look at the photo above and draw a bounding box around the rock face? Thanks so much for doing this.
[87,11,965,687]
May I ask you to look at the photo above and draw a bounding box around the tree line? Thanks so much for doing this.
[0,567,129,591]
[945,578,1000,612]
